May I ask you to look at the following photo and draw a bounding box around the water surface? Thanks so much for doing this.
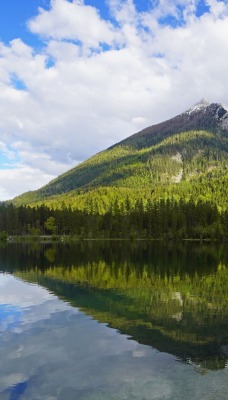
[0,241,227,399]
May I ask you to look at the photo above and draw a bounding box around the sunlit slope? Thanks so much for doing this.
[12,102,228,208]
[12,129,228,210]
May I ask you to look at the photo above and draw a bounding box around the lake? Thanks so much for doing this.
[0,241,227,400]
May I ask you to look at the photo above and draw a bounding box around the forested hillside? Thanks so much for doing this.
[11,101,228,213]
[0,101,226,239]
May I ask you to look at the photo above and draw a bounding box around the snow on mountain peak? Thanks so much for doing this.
[222,103,228,112]
[185,99,210,115]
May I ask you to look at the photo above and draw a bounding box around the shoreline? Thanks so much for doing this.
[2,235,227,243]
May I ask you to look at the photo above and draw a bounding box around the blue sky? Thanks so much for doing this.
[0,0,228,199]
[0,1,46,47]
[0,1,212,45]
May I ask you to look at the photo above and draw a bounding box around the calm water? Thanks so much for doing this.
[0,241,227,400]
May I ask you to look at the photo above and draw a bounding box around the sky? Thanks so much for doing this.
[0,0,228,200]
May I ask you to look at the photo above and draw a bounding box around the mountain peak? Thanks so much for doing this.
[194,98,210,107]
[185,98,210,114]
[182,99,228,129]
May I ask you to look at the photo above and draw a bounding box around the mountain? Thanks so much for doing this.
[12,100,228,210]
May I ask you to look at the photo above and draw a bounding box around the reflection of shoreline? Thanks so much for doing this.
[14,273,228,369]
[28,274,228,371]
[1,240,227,275]
[0,241,227,371]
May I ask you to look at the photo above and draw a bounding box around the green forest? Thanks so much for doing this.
[0,196,227,239]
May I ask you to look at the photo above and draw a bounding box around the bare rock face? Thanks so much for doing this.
[181,100,228,130]
[214,104,228,129]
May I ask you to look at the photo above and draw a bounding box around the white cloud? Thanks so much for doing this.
[0,165,55,200]
[206,0,228,17]
[28,0,118,48]
[109,0,138,25]
[0,0,228,200]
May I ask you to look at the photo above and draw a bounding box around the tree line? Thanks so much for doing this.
[0,198,227,239]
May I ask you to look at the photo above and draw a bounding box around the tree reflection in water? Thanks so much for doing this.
[0,240,227,372]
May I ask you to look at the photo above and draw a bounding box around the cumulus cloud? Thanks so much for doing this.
[0,0,228,199]
[0,166,55,200]
[28,0,119,47]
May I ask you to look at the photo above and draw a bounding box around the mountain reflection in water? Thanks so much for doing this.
[0,240,227,372]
